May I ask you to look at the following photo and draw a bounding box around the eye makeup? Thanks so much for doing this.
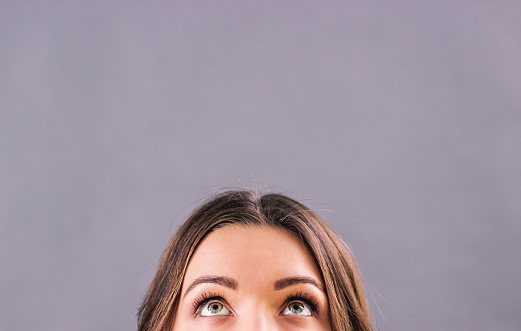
[283,291,320,314]
[191,290,321,318]
[192,292,230,315]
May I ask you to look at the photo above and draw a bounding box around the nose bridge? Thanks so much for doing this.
[234,300,278,331]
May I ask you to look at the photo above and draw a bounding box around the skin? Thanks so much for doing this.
[172,225,332,331]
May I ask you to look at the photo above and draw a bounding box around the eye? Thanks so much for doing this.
[282,300,312,316]
[200,300,231,316]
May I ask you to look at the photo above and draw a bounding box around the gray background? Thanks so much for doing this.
[2,1,520,330]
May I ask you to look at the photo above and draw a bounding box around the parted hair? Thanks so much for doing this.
[137,190,372,331]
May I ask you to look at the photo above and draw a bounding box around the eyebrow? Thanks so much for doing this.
[183,276,238,298]
[274,276,324,291]
[183,275,324,298]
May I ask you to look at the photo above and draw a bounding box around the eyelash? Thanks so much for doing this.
[286,291,320,314]
[192,291,320,314]
[192,292,224,310]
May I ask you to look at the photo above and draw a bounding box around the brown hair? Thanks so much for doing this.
[137,190,372,331]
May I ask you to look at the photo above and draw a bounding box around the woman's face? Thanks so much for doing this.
[172,225,332,330]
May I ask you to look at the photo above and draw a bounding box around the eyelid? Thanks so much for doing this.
[200,300,231,317]
[192,292,219,308]
[282,291,320,315]
[282,300,312,316]
[192,293,233,316]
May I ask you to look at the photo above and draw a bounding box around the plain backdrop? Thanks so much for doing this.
[2,1,521,330]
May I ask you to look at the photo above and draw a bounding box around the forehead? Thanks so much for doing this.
[183,225,322,283]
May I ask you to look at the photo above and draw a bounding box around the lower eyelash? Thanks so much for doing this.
[286,291,320,313]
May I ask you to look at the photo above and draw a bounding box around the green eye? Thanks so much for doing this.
[289,302,305,314]
[200,301,230,316]
[208,302,223,313]
[282,300,312,316]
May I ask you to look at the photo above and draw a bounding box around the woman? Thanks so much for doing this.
[138,190,372,330]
